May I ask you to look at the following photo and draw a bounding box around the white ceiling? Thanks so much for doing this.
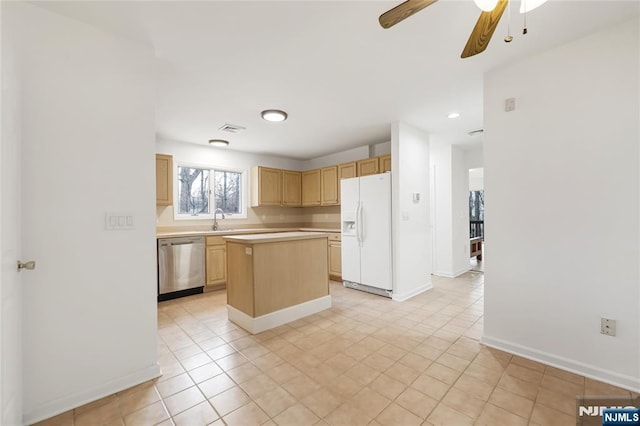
[32,0,638,160]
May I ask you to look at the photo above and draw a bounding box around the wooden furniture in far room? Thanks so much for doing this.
[379,154,391,173]
[357,157,379,176]
[205,236,226,290]
[302,169,321,206]
[155,154,173,206]
[327,232,342,281]
[224,232,331,334]
[470,237,483,260]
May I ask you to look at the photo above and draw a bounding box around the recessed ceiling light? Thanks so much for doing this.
[261,109,288,122]
[208,139,229,147]
[447,112,461,119]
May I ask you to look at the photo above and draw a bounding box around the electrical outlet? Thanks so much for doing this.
[601,318,616,336]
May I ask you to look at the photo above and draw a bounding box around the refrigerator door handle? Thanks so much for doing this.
[354,202,361,245]
[357,201,364,245]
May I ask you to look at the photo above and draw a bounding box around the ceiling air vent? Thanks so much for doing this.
[219,123,246,133]
[467,128,484,136]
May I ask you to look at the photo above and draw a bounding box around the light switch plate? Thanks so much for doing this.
[105,212,135,231]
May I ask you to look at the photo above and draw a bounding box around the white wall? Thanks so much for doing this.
[300,141,390,171]
[370,141,391,157]
[469,168,484,191]
[430,138,453,276]
[430,139,470,277]
[483,17,640,391]
[391,122,432,301]
[451,146,470,275]
[156,138,306,228]
[9,3,160,423]
[463,144,483,169]
[300,145,369,170]
[1,4,23,424]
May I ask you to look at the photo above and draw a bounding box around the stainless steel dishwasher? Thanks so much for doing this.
[157,236,205,301]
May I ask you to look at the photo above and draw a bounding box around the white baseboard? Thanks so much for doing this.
[392,282,433,302]
[482,335,640,393]
[23,363,161,425]
[227,295,332,334]
[434,266,472,278]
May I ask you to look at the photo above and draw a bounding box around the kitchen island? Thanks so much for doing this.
[223,231,331,334]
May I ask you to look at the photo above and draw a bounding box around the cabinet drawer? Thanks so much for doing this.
[206,236,225,246]
[327,233,341,242]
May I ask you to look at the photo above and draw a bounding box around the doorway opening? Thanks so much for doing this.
[469,168,484,272]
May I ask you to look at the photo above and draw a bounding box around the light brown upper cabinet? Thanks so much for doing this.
[156,154,173,206]
[357,157,379,177]
[379,154,391,173]
[302,169,321,206]
[337,162,357,204]
[282,170,302,207]
[251,166,282,207]
[321,166,339,206]
[338,162,357,180]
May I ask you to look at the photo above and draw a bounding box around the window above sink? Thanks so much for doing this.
[174,163,248,220]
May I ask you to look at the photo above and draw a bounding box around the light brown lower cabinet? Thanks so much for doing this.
[206,236,226,289]
[328,233,342,280]
[226,235,329,318]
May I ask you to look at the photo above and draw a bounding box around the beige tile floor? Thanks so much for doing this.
[36,272,637,426]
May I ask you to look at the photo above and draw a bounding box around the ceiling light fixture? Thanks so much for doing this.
[261,109,288,122]
[447,112,461,119]
[473,0,498,12]
[520,0,548,13]
[208,139,229,147]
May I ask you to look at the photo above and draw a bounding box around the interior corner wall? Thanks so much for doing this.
[483,17,640,391]
[451,146,470,276]
[300,145,369,170]
[370,141,391,157]
[391,122,432,301]
[11,3,160,423]
[430,140,470,277]
[429,138,453,276]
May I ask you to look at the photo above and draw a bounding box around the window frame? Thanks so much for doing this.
[173,161,248,220]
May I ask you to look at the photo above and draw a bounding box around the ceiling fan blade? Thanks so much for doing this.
[461,0,509,58]
[379,0,439,29]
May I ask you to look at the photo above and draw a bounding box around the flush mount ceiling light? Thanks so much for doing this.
[447,112,461,119]
[261,109,288,122]
[208,139,229,147]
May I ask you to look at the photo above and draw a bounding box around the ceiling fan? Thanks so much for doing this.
[378,0,548,58]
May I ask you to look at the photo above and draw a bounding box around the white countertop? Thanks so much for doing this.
[156,228,297,238]
[156,227,339,238]
[223,231,329,244]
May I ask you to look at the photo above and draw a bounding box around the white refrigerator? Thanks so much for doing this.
[341,173,392,297]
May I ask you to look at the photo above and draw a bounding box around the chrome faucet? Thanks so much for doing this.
[212,208,225,231]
